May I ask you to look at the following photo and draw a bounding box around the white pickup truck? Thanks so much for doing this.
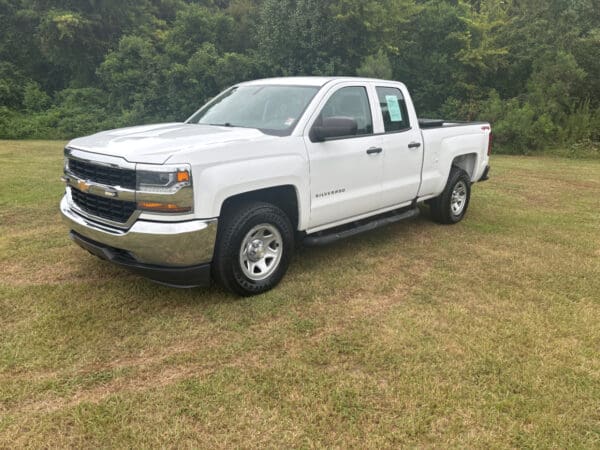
[60,77,491,295]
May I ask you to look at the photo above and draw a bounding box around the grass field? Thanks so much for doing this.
[0,140,599,448]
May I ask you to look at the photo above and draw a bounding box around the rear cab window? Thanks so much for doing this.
[376,86,410,133]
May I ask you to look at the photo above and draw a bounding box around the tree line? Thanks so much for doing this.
[1,0,599,155]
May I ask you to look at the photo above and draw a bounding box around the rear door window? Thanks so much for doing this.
[376,87,410,132]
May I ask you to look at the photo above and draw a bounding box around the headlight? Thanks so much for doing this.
[136,163,193,213]
[136,164,192,192]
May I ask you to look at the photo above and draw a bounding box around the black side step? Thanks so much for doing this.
[303,207,420,246]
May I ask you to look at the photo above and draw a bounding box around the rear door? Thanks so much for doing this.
[304,83,384,229]
[374,85,424,207]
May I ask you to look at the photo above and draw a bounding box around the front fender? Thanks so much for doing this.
[194,154,310,230]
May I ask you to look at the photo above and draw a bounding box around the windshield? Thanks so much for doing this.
[186,85,319,136]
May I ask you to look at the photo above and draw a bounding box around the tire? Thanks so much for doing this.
[429,167,471,224]
[212,201,294,296]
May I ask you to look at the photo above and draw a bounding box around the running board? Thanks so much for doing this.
[303,207,420,246]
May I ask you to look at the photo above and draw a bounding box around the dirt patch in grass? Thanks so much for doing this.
[19,363,206,415]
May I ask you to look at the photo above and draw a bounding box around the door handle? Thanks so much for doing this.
[366,147,383,155]
[408,142,422,149]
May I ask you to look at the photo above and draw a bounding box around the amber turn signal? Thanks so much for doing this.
[177,170,190,183]
[138,201,191,213]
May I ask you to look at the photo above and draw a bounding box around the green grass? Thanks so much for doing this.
[0,140,599,448]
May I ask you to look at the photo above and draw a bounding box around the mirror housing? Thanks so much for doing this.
[311,116,358,142]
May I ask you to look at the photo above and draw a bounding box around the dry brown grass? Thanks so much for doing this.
[0,142,599,448]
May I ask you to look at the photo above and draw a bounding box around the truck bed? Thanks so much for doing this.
[418,118,489,129]
[417,120,491,198]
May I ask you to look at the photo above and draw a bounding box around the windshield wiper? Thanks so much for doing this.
[207,122,234,127]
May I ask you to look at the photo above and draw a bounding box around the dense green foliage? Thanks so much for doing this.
[0,0,599,154]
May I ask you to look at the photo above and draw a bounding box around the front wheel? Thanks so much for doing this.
[429,167,472,224]
[212,202,294,296]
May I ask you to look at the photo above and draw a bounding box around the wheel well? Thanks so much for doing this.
[452,153,477,180]
[220,185,299,229]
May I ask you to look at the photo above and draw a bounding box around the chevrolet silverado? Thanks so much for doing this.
[60,77,491,295]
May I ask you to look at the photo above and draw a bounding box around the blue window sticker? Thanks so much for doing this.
[385,95,403,122]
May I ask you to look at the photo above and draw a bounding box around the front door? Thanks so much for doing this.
[304,84,384,229]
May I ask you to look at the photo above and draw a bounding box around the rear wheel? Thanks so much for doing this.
[212,202,294,296]
[429,167,471,224]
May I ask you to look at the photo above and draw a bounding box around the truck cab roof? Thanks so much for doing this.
[239,76,404,88]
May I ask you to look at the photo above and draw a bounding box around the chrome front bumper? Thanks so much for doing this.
[60,195,218,267]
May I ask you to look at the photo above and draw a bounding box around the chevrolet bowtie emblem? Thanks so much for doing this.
[77,179,90,193]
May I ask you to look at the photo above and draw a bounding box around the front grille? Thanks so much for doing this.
[71,188,136,223]
[68,158,136,190]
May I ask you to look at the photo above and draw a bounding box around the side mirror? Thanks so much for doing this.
[311,116,358,142]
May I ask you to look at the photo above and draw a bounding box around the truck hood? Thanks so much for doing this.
[68,123,272,164]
